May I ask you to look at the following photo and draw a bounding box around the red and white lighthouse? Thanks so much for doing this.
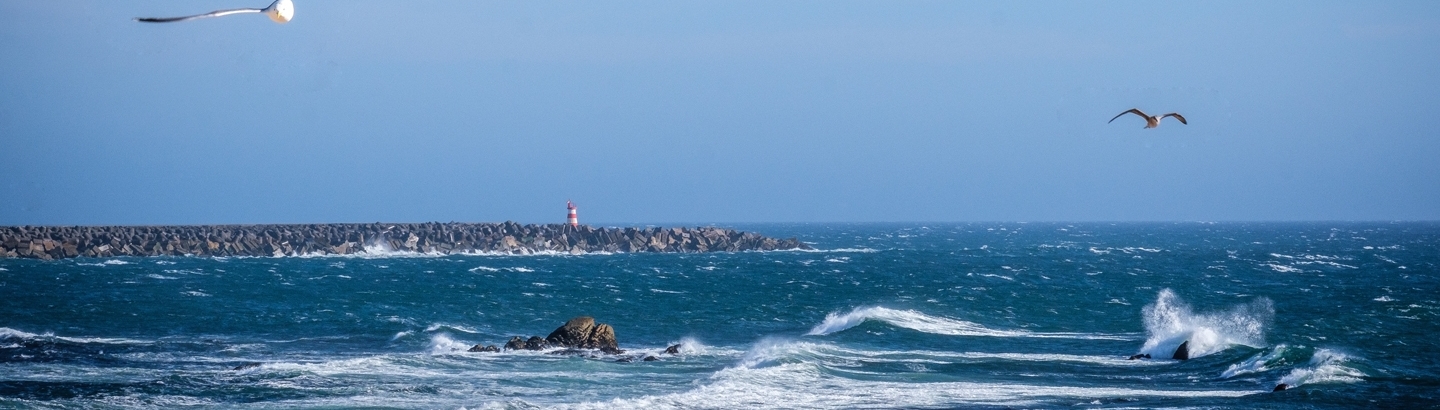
[566,200,578,227]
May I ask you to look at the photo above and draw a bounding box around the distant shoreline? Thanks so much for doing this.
[0,222,809,260]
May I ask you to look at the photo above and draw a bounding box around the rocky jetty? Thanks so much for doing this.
[0,222,809,260]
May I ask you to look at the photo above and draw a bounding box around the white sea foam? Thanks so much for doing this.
[181,291,211,297]
[1138,289,1272,359]
[469,266,501,272]
[566,356,1256,409]
[146,274,178,280]
[1278,349,1364,387]
[1374,296,1395,302]
[806,306,1131,340]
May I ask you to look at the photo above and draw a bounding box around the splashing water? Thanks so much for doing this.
[1139,289,1273,359]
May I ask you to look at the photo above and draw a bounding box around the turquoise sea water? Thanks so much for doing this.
[1,222,1437,408]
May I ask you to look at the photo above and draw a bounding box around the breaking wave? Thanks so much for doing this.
[1138,289,1273,359]
[1279,349,1364,387]
[806,306,1131,340]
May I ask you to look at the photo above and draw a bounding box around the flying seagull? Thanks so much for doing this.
[1108,109,1186,129]
[136,0,294,24]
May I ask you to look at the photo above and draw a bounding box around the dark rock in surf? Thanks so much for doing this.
[505,336,525,350]
[643,355,659,362]
[468,344,499,353]
[1273,383,1289,392]
[232,362,263,371]
[1172,341,1191,360]
[1127,353,1151,360]
[664,344,682,355]
[545,316,619,352]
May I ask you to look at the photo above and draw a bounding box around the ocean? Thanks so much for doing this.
[1,222,1436,409]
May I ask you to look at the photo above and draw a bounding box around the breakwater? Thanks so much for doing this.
[0,222,809,260]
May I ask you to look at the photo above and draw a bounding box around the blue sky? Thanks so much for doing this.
[1,1,1436,224]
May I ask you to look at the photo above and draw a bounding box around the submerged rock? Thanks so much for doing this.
[232,362,263,371]
[1172,341,1191,360]
[664,344,682,355]
[1273,383,1289,392]
[1127,353,1151,360]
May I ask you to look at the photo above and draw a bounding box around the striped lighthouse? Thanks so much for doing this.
[566,200,578,227]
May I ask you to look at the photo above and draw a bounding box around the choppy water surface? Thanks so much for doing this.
[1,222,1436,408]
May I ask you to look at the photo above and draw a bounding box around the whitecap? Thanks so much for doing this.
[425,323,481,334]
[1278,349,1364,387]
[0,327,151,345]
[1263,264,1302,273]
[795,247,880,253]
[181,291,211,297]
[806,306,1130,340]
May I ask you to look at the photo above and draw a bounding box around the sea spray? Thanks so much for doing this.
[428,333,474,354]
[1139,289,1273,359]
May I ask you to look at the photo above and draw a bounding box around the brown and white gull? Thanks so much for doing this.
[136,0,294,24]
[1108,109,1186,129]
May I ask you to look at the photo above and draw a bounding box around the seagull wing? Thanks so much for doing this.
[136,8,263,23]
[1108,108,1147,124]
[1162,113,1187,124]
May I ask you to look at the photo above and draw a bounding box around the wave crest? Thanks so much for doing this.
[806,306,1129,340]
[1279,349,1364,387]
